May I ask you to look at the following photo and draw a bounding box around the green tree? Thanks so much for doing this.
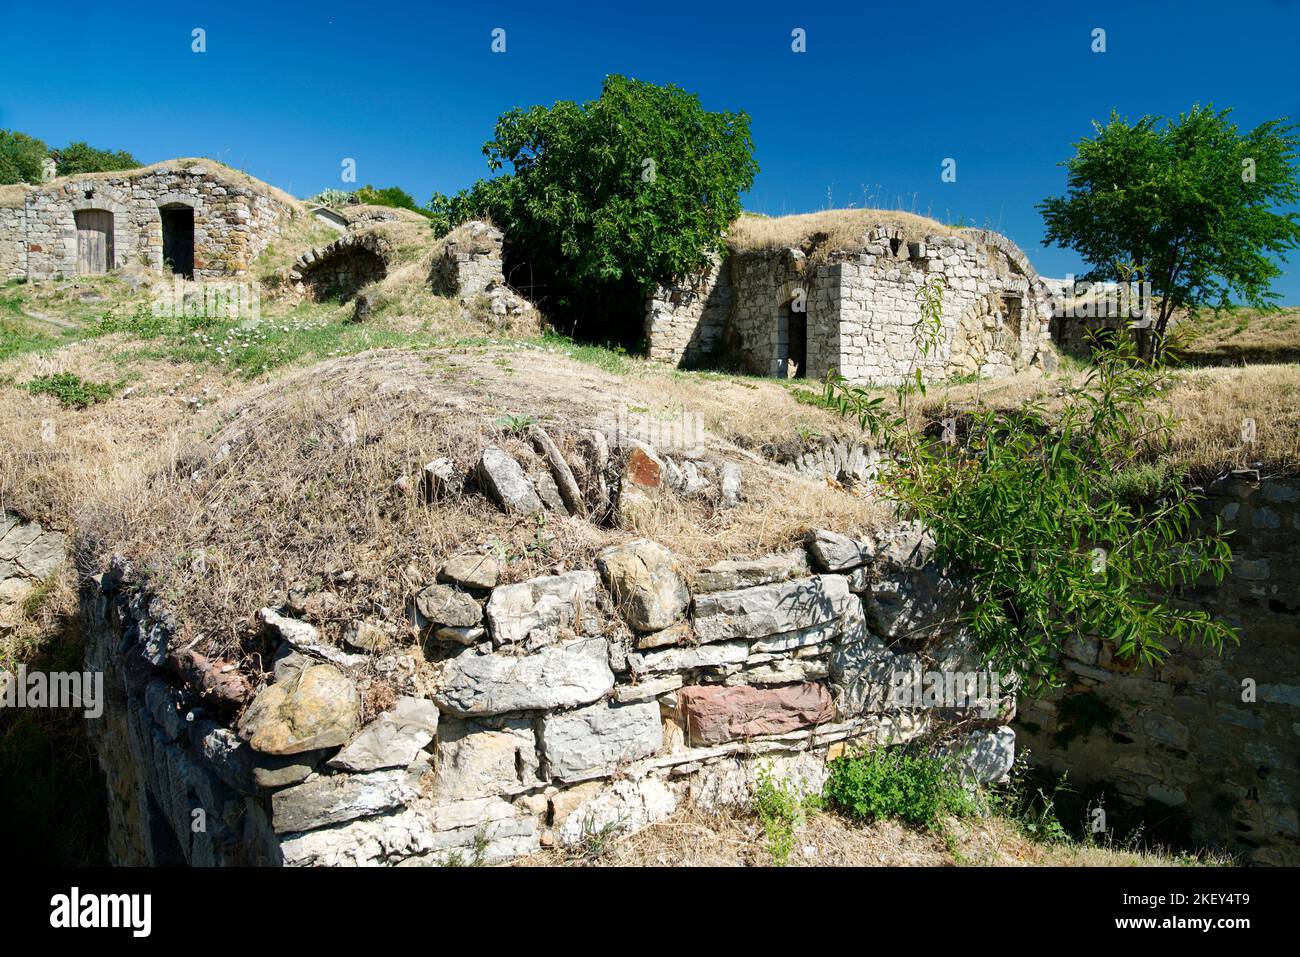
[431,75,758,344]
[0,129,48,184]
[823,279,1236,690]
[1039,105,1300,361]
[350,184,432,218]
[54,141,140,176]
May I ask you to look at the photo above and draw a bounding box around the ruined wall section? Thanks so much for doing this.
[83,559,280,866]
[835,228,1054,385]
[1016,474,1300,865]
[83,447,1014,866]
[644,252,732,369]
[644,226,1055,384]
[17,161,298,281]
[0,199,26,280]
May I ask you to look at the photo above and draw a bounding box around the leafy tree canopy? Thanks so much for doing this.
[54,141,140,176]
[0,129,48,185]
[430,75,758,343]
[1039,105,1300,360]
[0,132,140,184]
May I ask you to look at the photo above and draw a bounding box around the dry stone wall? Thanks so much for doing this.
[1016,474,1300,865]
[427,221,538,330]
[82,431,1297,867]
[82,439,1016,867]
[644,252,732,368]
[290,231,391,304]
[0,201,26,280]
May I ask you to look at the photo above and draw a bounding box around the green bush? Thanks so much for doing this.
[25,372,116,408]
[824,297,1237,689]
[430,75,757,345]
[309,188,352,209]
[753,766,819,865]
[350,184,433,218]
[824,748,975,830]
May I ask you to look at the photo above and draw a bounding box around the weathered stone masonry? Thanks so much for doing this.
[2,159,298,282]
[646,225,1056,384]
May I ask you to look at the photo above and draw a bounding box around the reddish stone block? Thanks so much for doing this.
[678,682,834,745]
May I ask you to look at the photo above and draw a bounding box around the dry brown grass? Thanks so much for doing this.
[726,209,957,259]
[0,342,229,529]
[35,157,305,210]
[912,362,1300,477]
[70,348,885,662]
[1169,306,1300,365]
[519,804,1215,867]
[0,184,25,209]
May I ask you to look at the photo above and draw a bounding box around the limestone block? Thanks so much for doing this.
[433,636,614,717]
[540,700,663,780]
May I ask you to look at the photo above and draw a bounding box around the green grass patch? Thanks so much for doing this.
[25,372,117,408]
[0,314,61,362]
[1095,459,1188,507]
[538,331,638,375]
[96,300,462,379]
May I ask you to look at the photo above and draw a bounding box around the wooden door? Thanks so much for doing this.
[75,209,114,274]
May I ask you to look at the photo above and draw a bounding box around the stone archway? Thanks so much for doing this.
[291,231,391,303]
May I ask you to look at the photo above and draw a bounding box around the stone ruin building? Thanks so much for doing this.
[645,221,1059,384]
[0,159,301,282]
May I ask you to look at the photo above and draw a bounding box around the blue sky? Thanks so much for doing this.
[3,0,1299,300]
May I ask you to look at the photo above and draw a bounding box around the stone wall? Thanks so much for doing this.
[83,561,280,866]
[0,201,26,280]
[290,230,391,304]
[11,160,298,281]
[83,441,1014,866]
[1016,474,1300,865]
[427,221,538,330]
[429,221,506,298]
[726,249,841,379]
[644,252,732,368]
[645,226,1056,384]
[1,513,66,633]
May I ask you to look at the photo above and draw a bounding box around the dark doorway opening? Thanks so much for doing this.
[160,204,195,278]
[499,240,645,351]
[778,303,807,378]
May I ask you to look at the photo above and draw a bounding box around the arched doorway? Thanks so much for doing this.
[160,203,195,278]
[74,209,114,275]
